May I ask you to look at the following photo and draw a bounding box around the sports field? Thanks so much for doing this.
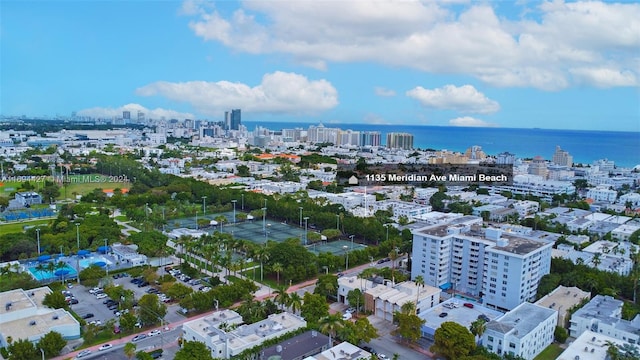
[0,174,130,199]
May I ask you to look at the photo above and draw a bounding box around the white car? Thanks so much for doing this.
[75,350,92,358]
[377,354,388,360]
[148,329,161,337]
[96,293,108,299]
[88,288,102,294]
[98,344,112,351]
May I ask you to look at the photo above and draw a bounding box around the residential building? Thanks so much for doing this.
[557,330,640,360]
[492,175,575,201]
[386,132,413,150]
[496,152,516,165]
[569,295,640,344]
[512,200,540,218]
[534,286,590,328]
[527,156,548,178]
[337,276,375,305]
[182,310,306,359]
[371,200,432,222]
[482,302,557,360]
[260,331,330,360]
[586,185,618,203]
[364,281,441,321]
[411,217,554,312]
[0,287,81,347]
[419,299,503,340]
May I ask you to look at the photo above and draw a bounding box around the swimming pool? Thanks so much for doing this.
[79,256,113,269]
[28,263,77,281]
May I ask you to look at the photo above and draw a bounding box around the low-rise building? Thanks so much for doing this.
[14,191,43,207]
[569,295,640,344]
[534,286,590,328]
[312,341,373,360]
[260,331,330,360]
[110,243,148,266]
[557,330,640,360]
[482,302,557,360]
[182,310,307,359]
[364,281,441,321]
[0,287,80,347]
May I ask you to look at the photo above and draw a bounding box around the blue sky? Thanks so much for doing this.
[1,0,639,131]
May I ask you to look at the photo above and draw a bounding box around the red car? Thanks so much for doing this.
[463,303,474,309]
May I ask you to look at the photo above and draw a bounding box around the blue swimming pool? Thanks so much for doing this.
[28,263,77,281]
[79,256,112,269]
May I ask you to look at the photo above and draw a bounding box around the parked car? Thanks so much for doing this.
[113,325,121,334]
[96,293,108,299]
[137,281,149,288]
[98,344,112,351]
[439,312,448,318]
[82,313,94,319]
[478,314,490,322]
[148,330,161,337]
[377,354,388,360]
[69,298,79,305]
[464,303,474,309]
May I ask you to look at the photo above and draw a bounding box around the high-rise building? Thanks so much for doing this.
[386,132,413,150]
[122,111,131,120]
[137,111,145,124]
[411,217,553,312]
[230,109,241,130]
[496,152,516,165]
[552,146,573,167]
[360,131,381,147]
[465,145,487,160]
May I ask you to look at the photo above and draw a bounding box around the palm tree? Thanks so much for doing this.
[400,301,415,315]
[470,318,487,344]
[274,286,290,311]
[319,313,344,347]
[123,342,136,360]
[46,261,56,281]
[592,252,602,267]
[55,261,67,284]
[414,275,424,315]
[34,263,47,280]
[272,262,283,285]
[255,246,270,282]
[288,292,302,315]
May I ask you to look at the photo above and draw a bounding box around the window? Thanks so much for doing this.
[488,336,494,342]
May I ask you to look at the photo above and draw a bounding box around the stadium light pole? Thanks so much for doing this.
[75,223,80,284]
[104,238,109,277]
[241,193,244,210]
[262,207,267,232]
[299,207,303,228]
[349,234,355,251]
[336,215,339,230]
[304,217,309,246]
[202,196,207,217]
[232,200,237,224]
[343,245,349,270]
[36,228,41,256]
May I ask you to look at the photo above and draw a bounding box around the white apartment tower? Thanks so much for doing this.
[411,217,553,312]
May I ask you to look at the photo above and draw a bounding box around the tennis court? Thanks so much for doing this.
[166,211,305,244]
[307,239,368,255]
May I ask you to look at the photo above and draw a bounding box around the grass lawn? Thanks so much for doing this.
[60,180,129,199]
[534,343,564,360]
[0,218,52,234]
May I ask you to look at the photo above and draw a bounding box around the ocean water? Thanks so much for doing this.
[245,122,640,168]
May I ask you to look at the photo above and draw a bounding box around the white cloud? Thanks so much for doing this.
[449,116,497,127]
[570,67,638,88]
[77,103,194,120]
[136,71,338,116]
[374,87,396,97]
[406,84,500,114]
[184,0,640,90]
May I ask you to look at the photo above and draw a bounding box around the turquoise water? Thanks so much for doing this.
[79,256,112,269]
[28,263,77,281]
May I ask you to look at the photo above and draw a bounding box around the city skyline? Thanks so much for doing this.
[1,0,639,131]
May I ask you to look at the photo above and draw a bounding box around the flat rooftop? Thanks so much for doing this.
[314,341,372,360]
[420,299,503,338]
[0,287,51,314]
[557,330,639,360]
[261,331,329,360]
[1,308,78,340]
[573,295,623,325]
[490,234,551,255]
[183,309,243,338]
[535,286,590,314]
[227,312,306,352]
[486,302,556,339]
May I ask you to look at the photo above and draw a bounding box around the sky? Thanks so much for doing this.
[1,0,639,131]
